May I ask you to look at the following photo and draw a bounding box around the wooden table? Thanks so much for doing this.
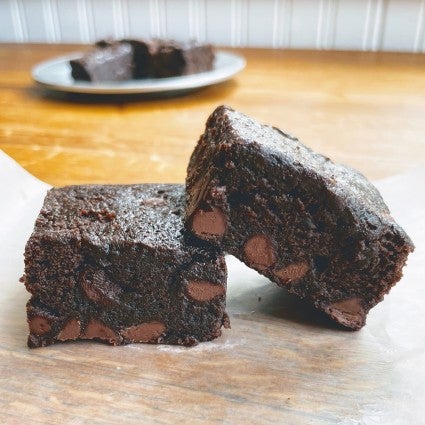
[1,44,425,185]
[0,44,424,425]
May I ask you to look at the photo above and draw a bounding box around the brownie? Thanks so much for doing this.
[185,105,414,330]
[92,38,214,79]
[147,39,215,78]
[22,184,228,348]
[70,42,133,82]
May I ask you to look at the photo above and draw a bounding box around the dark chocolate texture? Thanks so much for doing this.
[23,184,228,348]
[185,105,414,330]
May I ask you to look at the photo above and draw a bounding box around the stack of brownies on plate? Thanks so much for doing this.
[22,106,414,348]
[70,38,215,82]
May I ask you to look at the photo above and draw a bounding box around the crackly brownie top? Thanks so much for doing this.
[203,106,413,243]
[33,184,192,251]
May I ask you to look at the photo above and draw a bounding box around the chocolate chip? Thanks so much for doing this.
[191,207,226,239]
[80,268,121,307]
[57,318,81,341]
[187,280,225,302]
[82,319,121,344]
[275,262,309,284]
[324,298,365,330]
[121,322,166,342]
[244,235,276,270]
[29,316,51,336]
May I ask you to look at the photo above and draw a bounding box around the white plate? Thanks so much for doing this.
[31,50,246,95]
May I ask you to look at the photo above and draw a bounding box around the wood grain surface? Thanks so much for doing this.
[0,44,424,425]
[1,44,425,186]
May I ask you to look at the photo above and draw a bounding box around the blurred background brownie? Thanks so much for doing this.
[70,42,134,82]
[23,184,228,348]
[147,39,215,78]
[185,105,414,330]
[72,38,214,81]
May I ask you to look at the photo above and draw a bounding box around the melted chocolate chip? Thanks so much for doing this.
[80,268,121,307]
[191,207,226,239]
[29,316,51,336]
[324,298,366,330]
[275,262,309,284]
[82,319,121,344]
[57,318,81,341]
[187,280,225,302]
[244,235,276,270]
[121,322,166,342]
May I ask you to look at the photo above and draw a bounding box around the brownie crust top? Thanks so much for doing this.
[34,184,190,250]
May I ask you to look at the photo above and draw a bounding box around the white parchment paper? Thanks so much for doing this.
[0,149,424,424]
[0,150,50,284]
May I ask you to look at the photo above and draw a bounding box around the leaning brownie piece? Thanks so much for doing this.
[70,42,133,82]
[185,105,414,330]
[23,184,228,348]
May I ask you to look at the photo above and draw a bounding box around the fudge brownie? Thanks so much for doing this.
[185,105,414,330]
[70,42,133,82]
[23,184,228,348]
[89,38,214,79]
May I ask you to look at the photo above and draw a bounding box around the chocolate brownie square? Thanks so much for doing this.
[95,38,215,79]
[185,105,414,330]
[23,184,228,348]
[70,42,133,82]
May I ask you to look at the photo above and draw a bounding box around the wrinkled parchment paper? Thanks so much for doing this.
[0,149,424,425]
